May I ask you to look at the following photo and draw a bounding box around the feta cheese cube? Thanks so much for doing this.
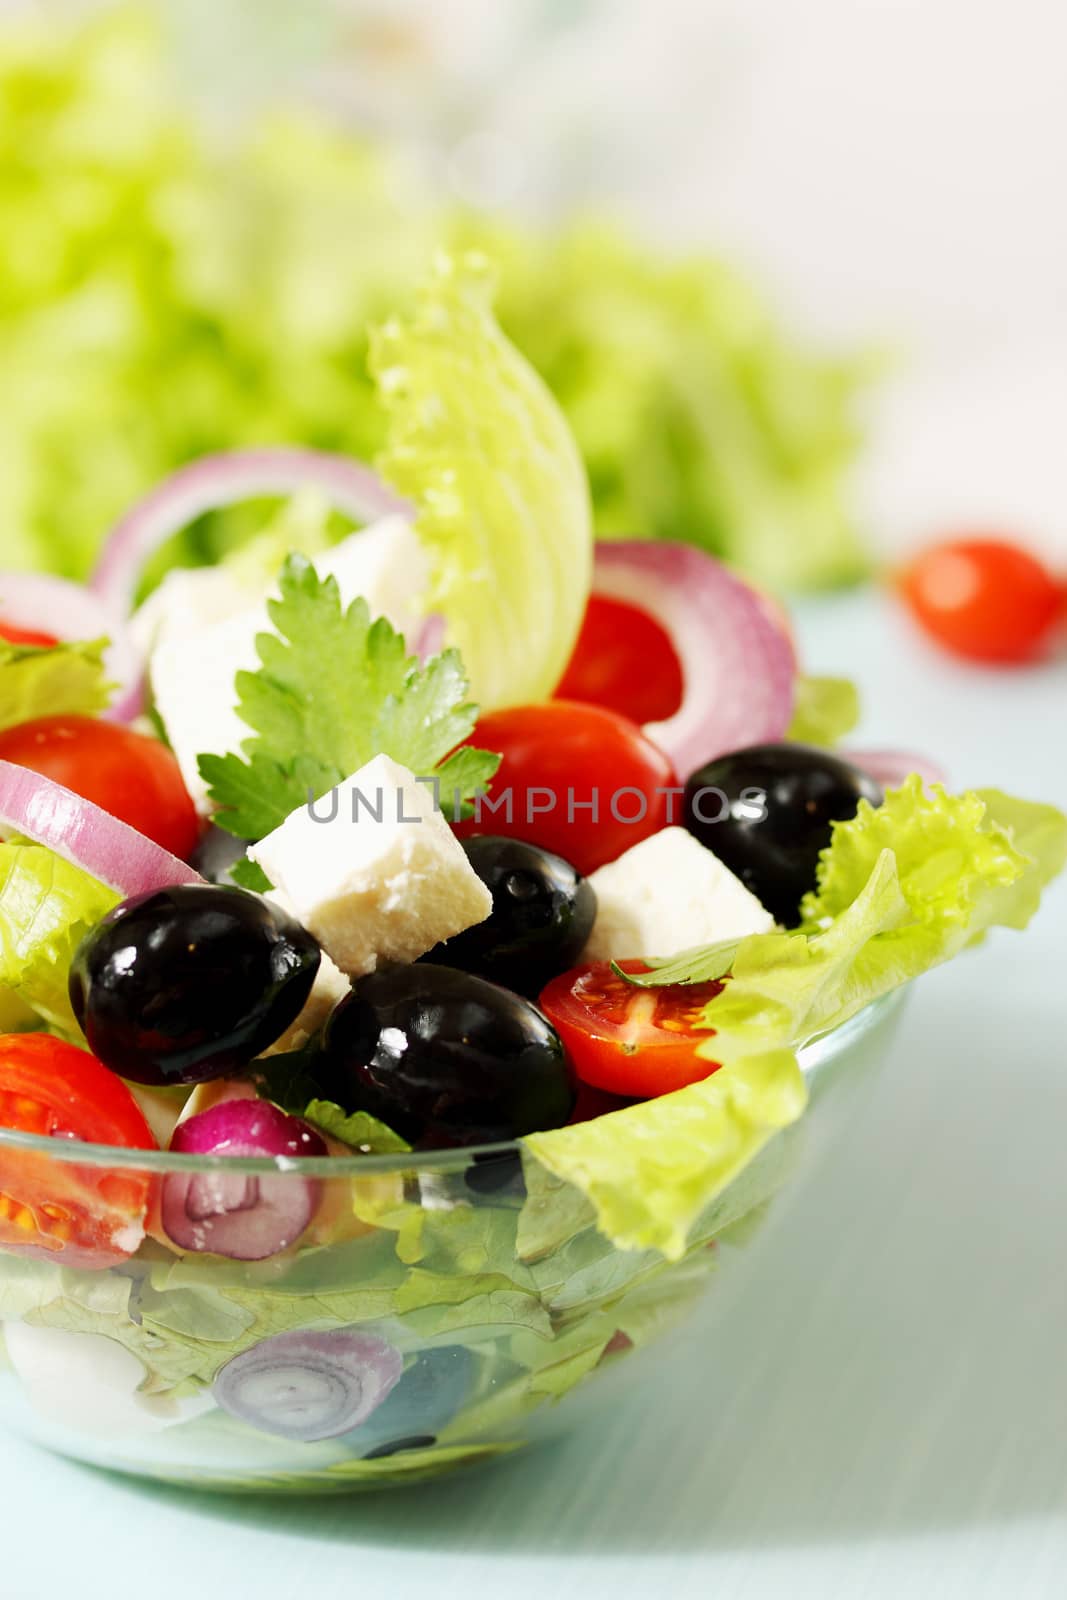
[146,515,430,813]
[150,608,261,810]
[248,754,491,977]
[582,827,773,962]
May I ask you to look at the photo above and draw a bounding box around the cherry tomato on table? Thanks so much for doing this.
[0,1034,157,1270]
[899,537,1065,664]
[0,622,60,649]
[556,595,684,725]
[539,959,725,1098]
[0,715,201,859]
[455,701,677,877]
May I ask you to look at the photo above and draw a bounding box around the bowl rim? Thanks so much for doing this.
[0,992,904,1177]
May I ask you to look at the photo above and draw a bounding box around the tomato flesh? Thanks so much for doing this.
[556,595,684,725]
[900,537,1065,664]
[539,959,724,1097]
[0,714,201,859]
[0,1034,157,1270]
[0,621,61,649]
[456,701,677,877]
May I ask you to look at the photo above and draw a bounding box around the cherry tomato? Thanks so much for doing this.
[0,621,60,649]
[556,595,684,724]
[456,702,677,877]
[0,715,201,859]
[900,537,1065,664]
[0,1034,157,1270]
[539,959,724,1097]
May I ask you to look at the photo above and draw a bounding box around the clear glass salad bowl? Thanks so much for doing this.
[0,994,904,1494]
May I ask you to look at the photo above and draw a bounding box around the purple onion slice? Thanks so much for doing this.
[161,1100,326,1261]
[213,1328,404,1441]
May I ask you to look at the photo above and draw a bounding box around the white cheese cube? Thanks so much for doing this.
[248,754,491,977]
[129,564,251,658]
[150,608,261,811]
[147,516,430,814]
[582,827,774,963]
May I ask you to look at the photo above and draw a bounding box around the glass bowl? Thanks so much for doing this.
[0,994,905,1493]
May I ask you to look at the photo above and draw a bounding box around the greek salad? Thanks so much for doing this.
[0,256,1063,1482]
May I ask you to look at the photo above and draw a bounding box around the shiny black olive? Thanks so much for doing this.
[68,885,321,1086]
[318,963,574,1149]
[683,743,883,925]
[423,837,596,997]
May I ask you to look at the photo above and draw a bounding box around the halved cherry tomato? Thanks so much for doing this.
[0,1034,157,1270]
[899,537,1065,664]
[456,701,677,877]
[556,595,684,725]
[0,621,60,649]
[0,715,201,859]
[539,959,724,1097]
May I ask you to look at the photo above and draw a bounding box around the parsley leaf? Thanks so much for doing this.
[611,938,743,989]
[199,554,500,843]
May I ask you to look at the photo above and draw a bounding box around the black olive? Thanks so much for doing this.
[423,836,596,997]
[683,743,883,925]
[68,885,321,1085]
[318,963,574,1149]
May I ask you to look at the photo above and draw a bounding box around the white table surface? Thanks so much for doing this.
[3,588,1065,1600]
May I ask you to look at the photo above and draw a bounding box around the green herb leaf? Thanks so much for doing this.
[302,1100,412,1154]
[611,938,743,988]
[198,553,499,841]
[229,856,273,894]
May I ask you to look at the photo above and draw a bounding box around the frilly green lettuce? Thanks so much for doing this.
[530,780,1065,1257]
[370,253,594,708]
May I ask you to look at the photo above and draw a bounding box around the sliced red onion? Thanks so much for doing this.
[0,572,143,724]
[91,448,411,617]
[0,760,202,896]
[162,1100,326,1261]
[590,542,796,779]
[841,748,948,790]
[213,1328,404,1442]
[413,611,447,663]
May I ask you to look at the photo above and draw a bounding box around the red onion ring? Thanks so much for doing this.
[841,748,948,790]
[413,612,446,663]
[162,1100,326,1261]
[214,1328,404,1442]
[0,760,202,897]
[590,541,796,778]
[91,448,411,617]
[0,572,143,724]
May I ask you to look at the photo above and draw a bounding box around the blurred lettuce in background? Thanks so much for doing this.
[0,5,870,591]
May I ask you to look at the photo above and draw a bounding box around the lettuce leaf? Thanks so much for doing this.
[529,780,1066,1257]
[0,842,118,1035]
[0,638,112,730]
[526,1050,807,1260]
[786,674,860,746]
[370,253,594,709]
